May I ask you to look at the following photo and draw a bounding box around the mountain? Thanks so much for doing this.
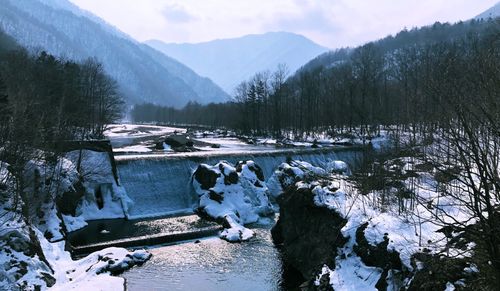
[0,0,229,107]
[476,2,500,19]
[146,32,329,94]
[297,19,498,76]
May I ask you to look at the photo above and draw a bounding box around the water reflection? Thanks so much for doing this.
[123,223,283,291]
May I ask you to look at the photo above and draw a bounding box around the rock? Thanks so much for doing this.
[193,164,220,190]
[407,253,472,291]
[353,222,403,289]
[164,134,194,148]
[154,142,164,150]
[192,160,274,242]
[236,160,265,182]
[272,185,347,283]
[95,249,152,276]
[56,180,86,216]
[39,272,56,287]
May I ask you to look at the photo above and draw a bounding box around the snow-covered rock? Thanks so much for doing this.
[64,150,133,224]
[192,160,274,242]
[267,160,327,198]
[273,156,481,290]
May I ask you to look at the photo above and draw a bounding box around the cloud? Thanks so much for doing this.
[161,3,196,23]
[70,0,500,47]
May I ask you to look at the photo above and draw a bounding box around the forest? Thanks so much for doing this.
[0,30,124,219]
[132,19,499,140]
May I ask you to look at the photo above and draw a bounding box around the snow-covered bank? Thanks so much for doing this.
[192,160,274,242]
[271,157,479,290]
[41,230,151,291]
[0,154,149,290]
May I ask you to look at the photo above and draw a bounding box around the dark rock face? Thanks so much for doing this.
[353,223,403,290]
[193,164,220,190]
[272,185,347,285]
[56,180,85,216]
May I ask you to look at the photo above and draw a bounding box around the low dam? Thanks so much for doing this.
[115,147,364,219]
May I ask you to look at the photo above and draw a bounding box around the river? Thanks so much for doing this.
[122,219,284,291]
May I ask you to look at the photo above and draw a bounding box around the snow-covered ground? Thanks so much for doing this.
[0,155,149,291]
[41,231,151,291]
[104,124,186,148]
[270,157,476,290]
[105,123,377,158]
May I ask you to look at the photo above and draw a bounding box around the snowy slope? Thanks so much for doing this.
[146,32,329,93]
[0,0,229,106]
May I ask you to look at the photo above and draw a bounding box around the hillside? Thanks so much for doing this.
[0,0,229,107]
[476,1,500,19]
[146,32,328,94]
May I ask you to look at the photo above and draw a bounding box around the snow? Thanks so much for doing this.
[274,154,477,289]
[39,229,151,291]
[219,215,255,242]
[326,160,350,174]
[104,124,186,147]
[113,145,152,153]
[445,282,456,291]
[62,215,88,233]
[64,150,133,222]
[192,160,274,242]
[0,176,148,291]
[267,160,329,198]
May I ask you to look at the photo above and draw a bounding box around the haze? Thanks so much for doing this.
[69,0,498,47]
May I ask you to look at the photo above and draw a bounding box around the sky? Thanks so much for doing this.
[69,0,498,48]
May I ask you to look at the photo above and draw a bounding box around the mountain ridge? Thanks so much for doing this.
[476,1,500,19]
[0,0,229,107]
[146,31,329,94]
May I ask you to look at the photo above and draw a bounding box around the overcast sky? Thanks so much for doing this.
[69,0,498,48]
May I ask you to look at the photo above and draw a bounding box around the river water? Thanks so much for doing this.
[122,220,284,291]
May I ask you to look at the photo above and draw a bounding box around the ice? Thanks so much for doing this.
[117,149,363,219]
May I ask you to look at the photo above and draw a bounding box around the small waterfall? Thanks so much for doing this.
[116,148,364,219]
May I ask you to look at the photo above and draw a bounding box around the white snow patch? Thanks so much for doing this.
[193,160,273,242]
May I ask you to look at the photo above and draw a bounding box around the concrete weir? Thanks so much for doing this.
[70,146,364,254]
[115,147,364,220]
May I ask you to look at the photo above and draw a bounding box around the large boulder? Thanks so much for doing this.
[272,182,347,287]
[192,160,274,242]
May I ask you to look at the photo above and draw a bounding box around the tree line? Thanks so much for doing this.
[0,33,124,223]
[131,19,499,140]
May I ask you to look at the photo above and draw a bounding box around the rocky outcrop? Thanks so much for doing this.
[192,160,274,242]
[272,184,347,287]
[0,224,56,289]
[353,222,403,290]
